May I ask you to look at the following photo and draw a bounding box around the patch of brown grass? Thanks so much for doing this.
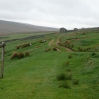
[45,48,51,52]
[18,52,24,59]
[53,47,57,51]
[25,52,30,56]
[11,52,19,59]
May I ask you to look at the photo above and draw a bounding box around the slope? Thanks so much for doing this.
[0,20,58,34]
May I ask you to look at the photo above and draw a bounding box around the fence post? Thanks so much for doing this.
[0,42,6,79]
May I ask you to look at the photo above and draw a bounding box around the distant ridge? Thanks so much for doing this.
[0,20,58,34]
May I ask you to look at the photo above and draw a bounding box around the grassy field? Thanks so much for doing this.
[0,30,99,99]
[0,32,51,42]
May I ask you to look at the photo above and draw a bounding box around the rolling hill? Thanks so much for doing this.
[0,20,58,34]
[0,29,99,99]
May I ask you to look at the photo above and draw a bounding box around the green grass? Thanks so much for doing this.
[0,30,99,99]
[58,30,99,51]
[0,32,50,42]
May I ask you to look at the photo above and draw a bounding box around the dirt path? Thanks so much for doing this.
[48,39,54,46]
[55,48,61,52]
[49,39,74,52]
[56,39,74,52]
[48,39,61,52]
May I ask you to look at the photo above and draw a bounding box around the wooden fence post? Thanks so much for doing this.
[0,42,6,79]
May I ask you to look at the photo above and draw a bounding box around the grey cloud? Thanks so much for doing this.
[0,0,99,29]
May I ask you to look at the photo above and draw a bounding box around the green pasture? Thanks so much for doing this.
[0,30,99,99]
[0,32,50,42]
[58,29,99,52]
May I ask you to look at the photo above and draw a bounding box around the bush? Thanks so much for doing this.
[71,44,74,48]
[25,52,30,56]
[91,52,96,56]
[11,51,30,60]
[82,32,85,35]
[92,54,99,58]
[16,46,21,49]
[68,55,72,59]
[57,73,66,81]
[57,73,72,81]
[45,48,51,52]
[72,79,79,85]
[64,41,70,48]
[11,52,18,59]
[78,47,83,52]
[85,47,91,51]
[58,41,64,46]
[53,47,57,51]
[21,44,27,48]
[18,52,24,59]
[39,40,43,43]
[21,43,31,48]
[16,43,31,49]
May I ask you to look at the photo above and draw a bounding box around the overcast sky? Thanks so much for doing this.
[0,0,99,29]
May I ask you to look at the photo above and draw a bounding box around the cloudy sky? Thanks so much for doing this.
[0,0,99,29]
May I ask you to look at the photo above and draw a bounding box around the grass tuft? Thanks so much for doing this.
[59,82,70,89]
[57,73,66,81]
[72,79,79,85]
[25,52,30,56]
[53,47,57,51]
[18,52,24,59]
[57,73,72,81]
[11,52,19,59]
[68,55,73,59]
[45,48,51,52]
